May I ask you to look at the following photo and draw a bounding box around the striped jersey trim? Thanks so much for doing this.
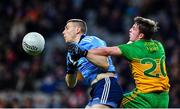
[121,90,139,106]
[100,78,111,103]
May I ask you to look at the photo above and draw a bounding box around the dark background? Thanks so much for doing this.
[0,0,179,108]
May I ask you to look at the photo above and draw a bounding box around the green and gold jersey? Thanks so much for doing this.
[118,40,170,93]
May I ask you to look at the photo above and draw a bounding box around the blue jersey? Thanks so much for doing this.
[67,35,116,85]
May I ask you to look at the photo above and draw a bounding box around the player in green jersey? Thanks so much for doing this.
[68,16,170,108]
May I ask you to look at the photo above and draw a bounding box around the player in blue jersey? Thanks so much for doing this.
[62,19,123,108]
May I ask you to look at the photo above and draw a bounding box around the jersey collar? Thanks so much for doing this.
[78,34,86,44]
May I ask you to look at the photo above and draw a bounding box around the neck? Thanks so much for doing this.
[74,34,84,43]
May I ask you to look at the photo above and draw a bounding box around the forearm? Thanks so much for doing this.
[88,55,109,70]
[86,46,122,69]
[88,47,110,56]
[88,46,122,56]
[65,73,77,88]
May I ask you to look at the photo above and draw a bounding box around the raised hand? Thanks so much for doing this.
[66,55,78,74]
[67,43,88,61]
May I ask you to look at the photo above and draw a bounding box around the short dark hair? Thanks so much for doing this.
[134,16,159,39]
[67,19,87,34]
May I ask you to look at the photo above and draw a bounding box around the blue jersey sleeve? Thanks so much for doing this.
[79,36,115,72]
[79,36,106,50]
[76,36,116,85]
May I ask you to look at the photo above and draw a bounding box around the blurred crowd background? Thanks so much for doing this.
[0,0,180,108]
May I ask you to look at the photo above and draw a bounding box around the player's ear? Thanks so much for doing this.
[139,33,144,39]
[76,27,81,34]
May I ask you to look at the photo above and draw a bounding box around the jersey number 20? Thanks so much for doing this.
[141,56,167,78]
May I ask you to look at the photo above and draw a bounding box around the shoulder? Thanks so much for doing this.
[118,41,137,49]
[151,40,164,47]
[79,35,106,49]
[83,35,105,43]
[153,40,163,45]
[118,43,134,53]
[117,41,142,60]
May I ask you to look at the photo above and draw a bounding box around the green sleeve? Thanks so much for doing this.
[118,43,138,61]
[118,40,166,61]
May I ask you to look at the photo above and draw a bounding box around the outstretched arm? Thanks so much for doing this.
[68,44,122,70]
[85,46,122,69]
[87,46,122,56]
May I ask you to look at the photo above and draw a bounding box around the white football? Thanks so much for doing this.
[22,32,45,56]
